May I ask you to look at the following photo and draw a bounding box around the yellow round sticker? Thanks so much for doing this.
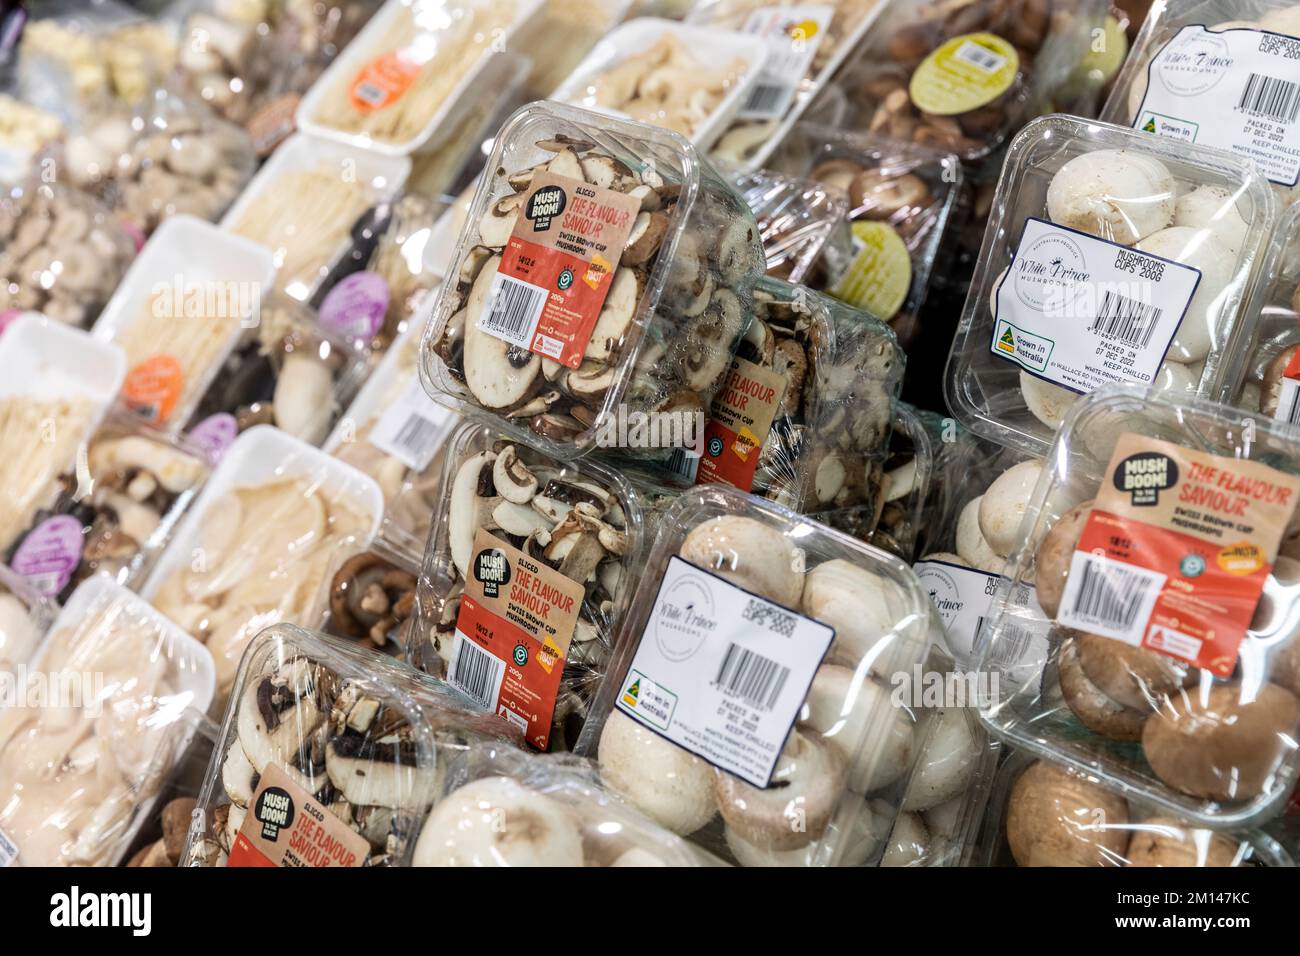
[831,222,911,320]
[909,33,1019,116]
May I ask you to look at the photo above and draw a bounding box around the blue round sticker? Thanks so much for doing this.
[1180,554,1206,578]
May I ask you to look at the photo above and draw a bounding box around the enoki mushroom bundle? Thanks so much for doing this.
[0,395,92,549]
[310,0,521,145]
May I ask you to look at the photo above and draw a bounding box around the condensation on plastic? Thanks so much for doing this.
[969,752,1294,866]
[0,179,135,328]
[866,402,936,562]
[768,124,962,350]
[183,292,369,448]
[410,421,643,752]
[412,741,721,865]
[5,414,209,605]
[0,563,52,675]
[946,115,1277,458]
[58,86,256,236]
[813,0,1106,164]
[575,485,934,866]
[730,167,849,282]
[977,384,1300,828]
[420,99,765,470]
[142,425,383,699]
[0,574,214,867]
[745,276,902,516]
[183,623,522,867]
[1101,0,1300,205]
[311,541,418,660]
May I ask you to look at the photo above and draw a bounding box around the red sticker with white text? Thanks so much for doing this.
[1056,433,1300,675]
[696,357,787,491]
[349,50,422,112]
[227,764,369,868]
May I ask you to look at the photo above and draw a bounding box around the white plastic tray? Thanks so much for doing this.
[0,313,125,426]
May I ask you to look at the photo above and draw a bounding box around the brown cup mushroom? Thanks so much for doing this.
[1125,816,1247,868]
[1057,636,1148,742]
[1005,760,1129,867]
[1033,499,1094,619]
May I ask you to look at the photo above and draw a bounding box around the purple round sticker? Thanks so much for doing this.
[12,515,84,597]
[0,310,22,334]
[319,271,389,344]
[187,413,239,466]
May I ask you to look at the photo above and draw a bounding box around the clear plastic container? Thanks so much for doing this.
[0,178,135,327]
[420,99,765,469]
[0,574,215,866]
[946,114,1277,458]
[410,421,643,753]
[977,384,1300,827]
[142,425,384,699]
[969,752,1294,866]
[868,402,935,562]
[413,741,721,865]
[814,0,1106,163]
[313,541,419,660]
[729,167,849,282]
[575,484,934,866]
[184,623,522,867]
[0,95,63,184]
[5,415,209,604]
[1101,1,1300,202]
[768,124,962,350]
[0,563,52,675]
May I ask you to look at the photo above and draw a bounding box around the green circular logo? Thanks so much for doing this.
[557,268,574,291]
[1180,554,1205,578]
[513,644,529,666]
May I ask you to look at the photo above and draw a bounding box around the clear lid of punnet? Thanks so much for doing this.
[0,574,215,866]
[574,484,934,866]
[0,563,52,676]
[311,541,419,662]
[411,741,721,865]
[1100,1,1300,206]
[184,623,522,867]
[946,114,1277,458]
[969,751,1294,866]
[864,402,936,562]
[976,383,1300,828]
[409,420,644,754]
[729,167,849,284]
[419,99,765,472]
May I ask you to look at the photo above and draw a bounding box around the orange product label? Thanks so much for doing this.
[1285,347,1300,381]
[348,49,422,113]
[122,354,183,426]
[487,170,642,369]
[449,528,586,749]
[1058,433,1300,675]
[696,356,788,492]
[227,764,369,868]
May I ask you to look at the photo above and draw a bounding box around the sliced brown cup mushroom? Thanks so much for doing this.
[328,552,416,653]
[584,268,644,364]
[462,257,543,410]
[493,445,538,503]
[623,211,670,266]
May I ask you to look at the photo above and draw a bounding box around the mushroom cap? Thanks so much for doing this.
[598,710,717,835]
[1249,556,1300,694]
[901,707,980,811]
[1033,499,1094,619]
[1141,681,1300,802]
[1124,815,1246,867]
[1020,370,1077,429]
[955,497,1005,574]
[801,559,910,670]
[1173,184,1249,254]
[1153,360,1197,394]
[1075,632,1190,711]
[979,460,1044,557]
[411,777,584,867]
[1057,636,1148,741]
[1135,226,1236,363]
[880,810,929,867]
[1257,8,1300,34]
[1045,149,1175,245]
[724,798,884,867]
[714,729,846,852]
[1005,760,1129,866]
[802,665,915,792]
[678,515,802,606]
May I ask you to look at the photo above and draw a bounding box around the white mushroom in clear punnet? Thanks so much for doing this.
[725,797,885,867]
[880,809,930,866]
[955,497,1004,574]
[801,559,909,671]
[1020,371,1077,429]
[1153,360,1196,393]
[678,515,802,606]
[1257,7,1300,34]
[411,776,585,867]
[597,710,716,835]
[1045,149,1175,245]
[1174,184,1249,254]
[801,664,915,792]
[1135,226,1236,363]
[901,708,980,811]
[978,460,1042,557]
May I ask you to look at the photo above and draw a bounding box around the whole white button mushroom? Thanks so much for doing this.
[880,810,930,866]
[955,497,1005,574]
[978,461,1043,558]
[1153,360,1197,393]
[597,710,717,836]
[679,515,803,606]
[724,798,884,867]
[1174,184,1249,254]
[801,560,910,671]
[901,707,981,812]
[1046,150,1175,245]
[1257,7,1300,34]
[801,665,915,793]
[1019,371,1077,429]
[1135,226,1236,363]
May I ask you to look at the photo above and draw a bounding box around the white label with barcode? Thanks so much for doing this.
[615,555,834,787]
[1057,550,1167,645]
[736,5,834,120]
[914,559,1002,663]
[1134,25,1300,186]
[479,272,548,349]
[447,633,508,711]
[368,378,454,472]
[991,217,1200,395]
[954,38,1006,72]
[1276,376,1300,424]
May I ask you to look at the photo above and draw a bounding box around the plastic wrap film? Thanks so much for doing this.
[730,166,849,283]
[184,623,522,867]
[577,485,934,865]
[0,562,52,676]
[314,542,419,660]
[977,384,1300,827]
[946,114,1277,457]
[0,574,215,866]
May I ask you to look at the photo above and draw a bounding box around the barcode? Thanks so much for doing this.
[481,274,546,347]
[665,446,700,483]
[1278,377,1300,424]
[743,82,791,116]
[1088,290,1163,347]
[449,638,506,710]
[954,40,1005,73]
[1067,557,1158,630]
[391,413,441,460]
[1238,72,1300,124]
[977,618,1033,667]
[715,643,790,711]
[740,598,797,637]
[353,82,387,107]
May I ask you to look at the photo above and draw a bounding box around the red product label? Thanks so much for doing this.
[348,50,422,113]
[695,357,787,491]
[122,354,183,425]
[227,764,369,868]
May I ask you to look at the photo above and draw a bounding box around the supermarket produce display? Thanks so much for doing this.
[3,0,1300,879]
